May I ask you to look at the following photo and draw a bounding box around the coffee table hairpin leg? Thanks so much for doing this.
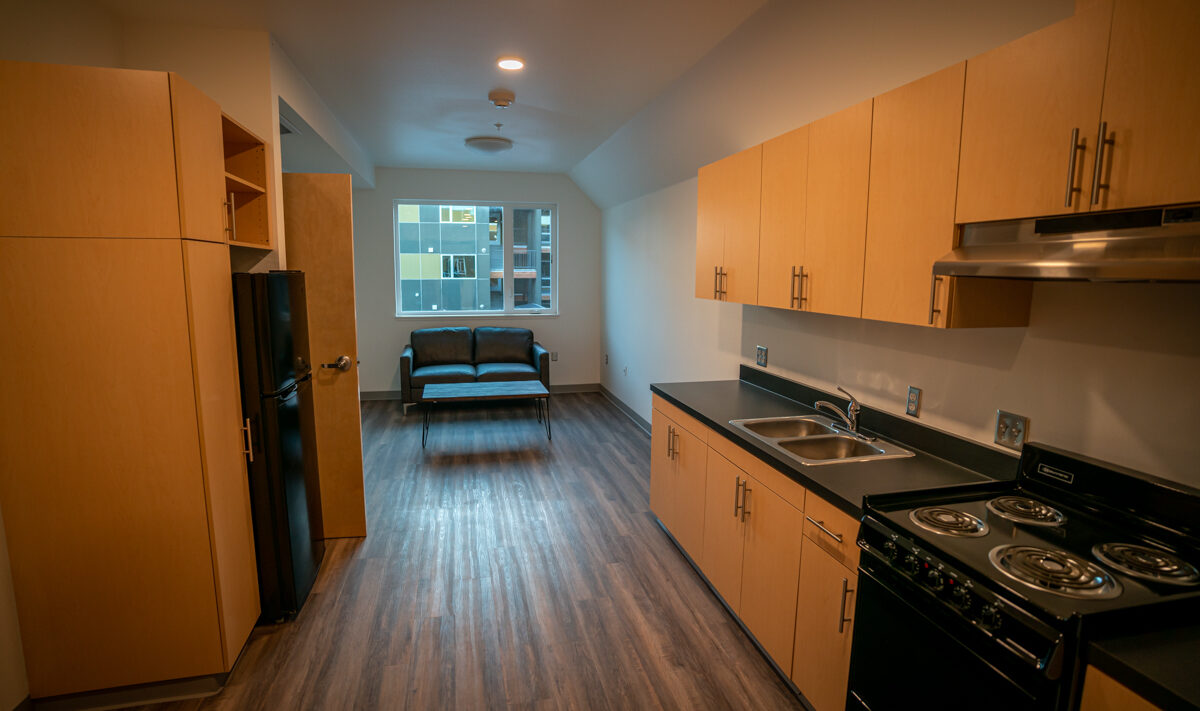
[543,396,552,441]
[421,402,432,448]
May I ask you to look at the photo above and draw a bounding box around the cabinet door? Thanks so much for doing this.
[170,74,227,243]
[699,450,746,610]
[1096,0,1200,210]
[956,0,1113,222]
[804,99,872,318]
[758,127,809,311]
[695,160,725,300]
[739,476,804,672]
[720,145,763,305]
[0,238,223,696]
[0,62,181,239]
[671,425,707,557]
[1079,665,1161,711]
[650,408,675,531]
[862,64,965,327]
[791,539,857,711]
[182,240,260,669]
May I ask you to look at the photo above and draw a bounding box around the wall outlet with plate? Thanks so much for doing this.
[995,410,1030,450]
[905,386,922,417]
[755,345,768,367]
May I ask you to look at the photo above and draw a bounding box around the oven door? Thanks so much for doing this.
[847,567,1063,711]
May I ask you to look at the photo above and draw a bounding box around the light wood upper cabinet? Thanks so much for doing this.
[169,74,226,243]
[862,64,965,326]
[1096,0,1200,211]
[700,449,747,610]
[0,62,181,239]
[956,0,1113,223]
[758,126,809,311]
[803,99,873,319]
[738,475,805,673]
[791,535,857,711]
[695,145,762,304]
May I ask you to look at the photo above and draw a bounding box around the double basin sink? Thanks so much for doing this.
[728,415,913,466]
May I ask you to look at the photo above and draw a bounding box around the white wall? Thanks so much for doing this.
[602,180,1200,487]
[354,168,602,393]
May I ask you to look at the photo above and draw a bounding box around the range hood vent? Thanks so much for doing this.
[933,206,1200,282]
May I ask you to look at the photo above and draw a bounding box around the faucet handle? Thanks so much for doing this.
[837,386,861,413]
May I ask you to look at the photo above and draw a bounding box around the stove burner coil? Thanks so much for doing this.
[909,507,989,537]
[985,496,1066,526]
[989,545,1122,599]
[1093,543,1200,587]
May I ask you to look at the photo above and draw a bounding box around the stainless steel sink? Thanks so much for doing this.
[728,415,913,466]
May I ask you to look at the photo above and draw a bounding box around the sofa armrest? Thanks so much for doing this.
[401,345,414,403]
[532,342,550,390]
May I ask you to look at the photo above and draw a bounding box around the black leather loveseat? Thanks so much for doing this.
[400,327,549,404]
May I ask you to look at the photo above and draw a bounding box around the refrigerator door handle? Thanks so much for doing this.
[241,417,254,462]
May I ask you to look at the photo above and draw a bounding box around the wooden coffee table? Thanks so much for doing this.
[420,381,551,448]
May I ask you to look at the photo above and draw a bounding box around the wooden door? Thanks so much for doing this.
[282,173,367,538]
[739,477,804,672]
[956,0,1113,222]
[0,62,181,239]
[699,450,746,610]
[720,145,763,305]
[804,100,873,318]
[0,238,223,696]
[791,539,857,711]
[181,240,260,669]
[862,63,965,327]
[758,127,809,311]
[671,425,707,558]
[1096,0,1200,210]
[649,408,675,532]
[169,74,226,243]
[695,160,725,300]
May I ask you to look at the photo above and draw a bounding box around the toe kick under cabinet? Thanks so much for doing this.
[0,61,265,699]
[650,395,858,709]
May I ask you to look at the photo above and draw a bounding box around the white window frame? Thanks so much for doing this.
[393,199,559,318]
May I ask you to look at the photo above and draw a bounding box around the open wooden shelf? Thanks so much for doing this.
[224,172,265,195]
[221,113,271,248]
[228,238,274,252]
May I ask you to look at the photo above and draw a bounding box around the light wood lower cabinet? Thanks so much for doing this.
[791,535,857,711]
[699,450,749,609]
[650,399,707,557]
[738,473,805,671]
[1079,665,1162,711]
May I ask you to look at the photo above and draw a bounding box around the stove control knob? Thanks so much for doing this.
[882,541,898,561]
[925,569,944,591]
[981,604,1003,630]
[951,585,971,610]
[902,554,920,575]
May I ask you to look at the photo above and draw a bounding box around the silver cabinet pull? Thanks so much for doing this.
[665,425,674,458]
[1090,121,1114,205]
[797,266,807,309]
[740,483,751,522]
[790,266,799,308]
[927,274,944,326]
[672,430,680,460]
[241,417,254,463]
[718,267,728,300]
[713,265,720,299]
[227,191,238,243]
[733,476,742,517]
[1064,127,1084,207]
[806,515,843,543]
[838,577,854,633]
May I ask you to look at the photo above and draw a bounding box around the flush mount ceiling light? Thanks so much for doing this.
[465,123,513,153]
[497,57,525,71]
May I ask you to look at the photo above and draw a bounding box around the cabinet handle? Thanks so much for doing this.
[713,266,720,299]
[790,266,799,308]
[665,425,674,458]
[718,267,728,300]
[733,476,743,518]
[797,266,807,309]
[241,417,254,463]
[672,430,680,460]
[927,274,943,326]
[806,515,843,543]
[740,483,751,522]
[1090,121,1114,205]
[1064,127,1085,207]
[838,577,854,633]
[227,191,238,243]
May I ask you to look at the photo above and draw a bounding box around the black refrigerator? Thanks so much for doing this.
[232,271,325,623]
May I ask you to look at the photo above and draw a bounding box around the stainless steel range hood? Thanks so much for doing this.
[933,206,1200,282]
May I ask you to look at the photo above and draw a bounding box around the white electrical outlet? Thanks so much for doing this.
[995,410,1030,450]
[906,386,922,417]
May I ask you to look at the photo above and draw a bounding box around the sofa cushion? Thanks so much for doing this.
[411,363,476,387]
[476,362,539,382]
[474,327,533,364]
[411,327,473,367]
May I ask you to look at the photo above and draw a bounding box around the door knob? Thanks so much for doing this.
[321,355,353,371]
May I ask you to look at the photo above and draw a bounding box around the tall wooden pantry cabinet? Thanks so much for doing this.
[0,61,271,698]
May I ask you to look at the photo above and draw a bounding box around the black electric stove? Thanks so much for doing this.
[847,443,1200,711]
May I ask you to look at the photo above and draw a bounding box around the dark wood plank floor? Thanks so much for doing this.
[137,393,804,710]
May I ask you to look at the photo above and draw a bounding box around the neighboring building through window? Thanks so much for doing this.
[393,201,556,315]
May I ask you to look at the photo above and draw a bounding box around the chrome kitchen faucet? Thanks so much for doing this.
[814,387,874,441]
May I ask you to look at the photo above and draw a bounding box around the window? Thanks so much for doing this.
[394,201,556,315]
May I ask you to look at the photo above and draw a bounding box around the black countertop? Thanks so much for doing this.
[1088,625,1200,711]
[650,371,1017,519]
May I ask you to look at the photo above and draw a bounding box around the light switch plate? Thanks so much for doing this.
[551,351,558,361]
[906,386,922,417]
[756,345,768,367]
[995,410,1030,450]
